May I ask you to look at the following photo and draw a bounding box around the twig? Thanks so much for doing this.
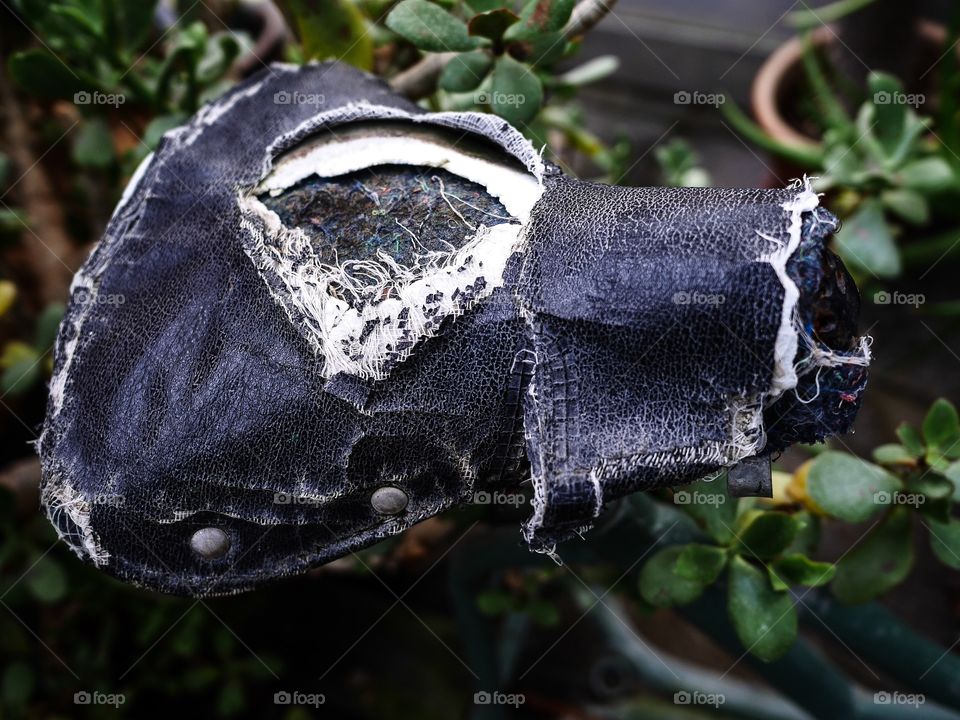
[389,0,619,99]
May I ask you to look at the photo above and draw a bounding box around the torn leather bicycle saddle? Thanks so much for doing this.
[38,62,870,596]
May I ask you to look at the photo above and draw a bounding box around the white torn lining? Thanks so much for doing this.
[41,475,109,566]
[240,119,545,382]
[765,177,821,396]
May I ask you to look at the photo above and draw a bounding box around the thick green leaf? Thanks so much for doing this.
[882,189,929,226]
[439,50,493,92]
[872,443,915,466]
[8,49,89,100]
[468,8,518,41]
[504,0,575,41]
[767,554,835,591]
[806,451,901,522]
[923,399,960,458]
[945,461,960,500]
[735,511,798,559]
[896,422,924,457]
[897,157,957,193]
[928,517,960,570]
[832,507,914,604]
[117,0,158,51]
[72,118,115,169]
[867,72,908,159]
[286,0,374,69]
[782,511,821,556]
[638,545,709,608]
[465,0,503,11]
[727,556,797,662]
[387,0,480,53]
[24,556,67,604]
[674,543,727,584]
[34,303,64,349]
[675,473,736,544]
[508,29,567,66]
[833,198,901,279]
[905,473,954,501]
[489,55,542,125]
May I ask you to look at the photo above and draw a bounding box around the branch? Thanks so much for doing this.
[389,0,619,100]
[564,0,618,39]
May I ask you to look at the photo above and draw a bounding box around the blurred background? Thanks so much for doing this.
[2,0,960,717]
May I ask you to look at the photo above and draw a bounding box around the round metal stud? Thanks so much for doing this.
[189,527,231,560]
[370,486,408,516]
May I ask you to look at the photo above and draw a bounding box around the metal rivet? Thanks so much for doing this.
[370,486,408,516]
[189,527,231,559]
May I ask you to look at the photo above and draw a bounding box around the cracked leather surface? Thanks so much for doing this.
[37,62,869,596]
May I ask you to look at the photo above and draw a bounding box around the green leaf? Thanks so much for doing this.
[116,0,158,52]
[675,474,737,544]
[782,511,821,556]
[833,198,902,279]
[386,0,480,53]
[1,662,34,707]
[489,55,542,125]
[35,302,64,349]
[905,473,954,501]
[24,556,67,604]
[806,451,901,522]
[638,545,710,608]
[465,0,503,11]
[945,460,960,500]
[287,0,374,70]
[0,343,41,396]
[468,8,518,42]
[872,443,915,466]
[674,543,727,584]
[439,49,493,92]
[767,554,835,591]
[72,118,115,169]
[735,511,799,559]
[832,507,914,604]
[922,399,960,458]
[504,0,575,41]
[896,157,957,193]
[882,189,929,226]
[727,556,797,662]
[896,423,924,457]
[867,72,908,159]
[928,517,960,570]
[8,49,89,100]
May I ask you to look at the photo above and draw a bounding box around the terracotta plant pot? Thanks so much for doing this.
[751,20,952,149]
